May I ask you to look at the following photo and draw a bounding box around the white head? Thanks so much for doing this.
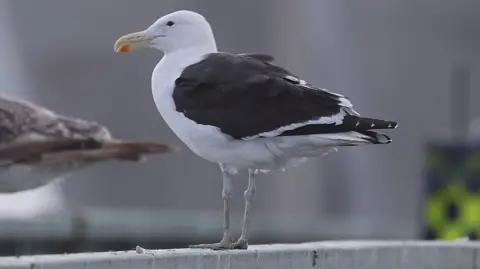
[114,10,216,54]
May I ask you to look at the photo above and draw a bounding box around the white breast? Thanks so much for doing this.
[151,52,233,163]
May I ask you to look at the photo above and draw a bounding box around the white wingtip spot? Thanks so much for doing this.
[371,123,375,128]
[387,122,398,129]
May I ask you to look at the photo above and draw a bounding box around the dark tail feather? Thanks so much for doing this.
[348,116,397,144]
[343,116,398,131]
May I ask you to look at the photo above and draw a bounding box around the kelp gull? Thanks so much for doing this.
[114,10,398,250]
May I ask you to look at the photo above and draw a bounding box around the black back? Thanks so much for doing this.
[173,53,395,140]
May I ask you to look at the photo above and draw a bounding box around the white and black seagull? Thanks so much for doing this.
[114,10,398,250]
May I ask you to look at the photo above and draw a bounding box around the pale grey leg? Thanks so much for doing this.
[232,169,257,249]
[189,164,234,250]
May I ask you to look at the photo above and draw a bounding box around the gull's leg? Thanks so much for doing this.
[232,169,257,249]
[189,164,234,250]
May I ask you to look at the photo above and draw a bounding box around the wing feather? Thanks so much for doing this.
[173,53,360,139]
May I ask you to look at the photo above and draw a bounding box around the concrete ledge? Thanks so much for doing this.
[0,241,478,269]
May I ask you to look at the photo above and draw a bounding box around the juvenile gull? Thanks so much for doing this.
[114,10,398,250]
[0,95,173,193]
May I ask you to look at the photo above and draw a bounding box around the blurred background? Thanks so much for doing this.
[0,0,479,256]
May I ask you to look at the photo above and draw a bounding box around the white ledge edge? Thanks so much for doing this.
[0,240,479,269]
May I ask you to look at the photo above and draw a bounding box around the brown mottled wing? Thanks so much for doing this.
[0,95,112,162]
[0,95,174,165]
[0,96,112,142]
[16,140,174,165]
[0,96,174,193]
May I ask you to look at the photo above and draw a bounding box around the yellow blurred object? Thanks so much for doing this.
[461,195,480,228]
[424,145,480,240]
[440,224,466,241]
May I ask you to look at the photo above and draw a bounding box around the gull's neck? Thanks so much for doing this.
[154,40,217,85]
[163,41,217,67]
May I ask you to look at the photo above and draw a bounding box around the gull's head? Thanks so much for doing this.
[114,10,215,54]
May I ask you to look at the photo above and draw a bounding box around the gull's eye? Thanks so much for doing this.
[166,21,175,26]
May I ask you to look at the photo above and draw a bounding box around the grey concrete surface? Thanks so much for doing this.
[0,241,478,269]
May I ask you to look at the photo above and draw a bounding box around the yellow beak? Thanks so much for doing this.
[114,31,154,53]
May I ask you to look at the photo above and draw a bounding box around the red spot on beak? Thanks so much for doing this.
[118,45,131,53]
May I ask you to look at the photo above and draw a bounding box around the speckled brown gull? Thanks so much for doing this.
[0,95,174,193]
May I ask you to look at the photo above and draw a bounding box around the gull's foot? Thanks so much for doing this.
[231,238,248,249]
[189,238,234,250]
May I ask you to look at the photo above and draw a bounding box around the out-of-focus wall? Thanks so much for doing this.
[3,0,480,238]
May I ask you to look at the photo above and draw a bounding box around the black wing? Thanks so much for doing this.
[173,53,397,140]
